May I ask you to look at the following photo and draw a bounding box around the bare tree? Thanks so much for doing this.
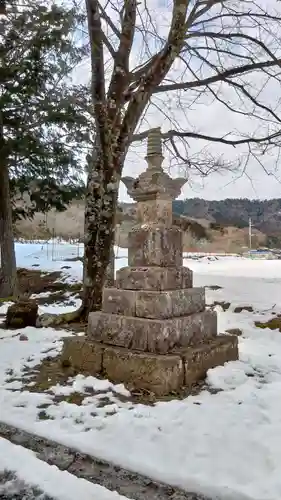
[82,0,281,318]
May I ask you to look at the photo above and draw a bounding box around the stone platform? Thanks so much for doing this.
[61,334,238,396]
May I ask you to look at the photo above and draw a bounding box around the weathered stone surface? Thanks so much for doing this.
[61,336,103,373]
[6,300,38,329]
[121,128,187,204]
[128,227,182,267]
[173,288,205,316]
[116,266,193,291]
[87,310,217,353]
[88,312,149,351]
[60,336,238,396]
[103,288,136,316]
[102,286,204,318]
[103,345,184,395]
[177,310,217,347]
[135,287,205,319]
[136,199,173,226]
[180,335,239,386]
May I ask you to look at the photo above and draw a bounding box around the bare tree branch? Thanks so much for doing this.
[83,0,281,177]
[153,58,281,94]
[119,0,191,147]
[107,0,137,122]
[131,126,281,146]
[85,0,109,157]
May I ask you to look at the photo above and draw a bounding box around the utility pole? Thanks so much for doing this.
[249,217,252,251]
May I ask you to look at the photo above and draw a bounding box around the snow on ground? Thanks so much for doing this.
[15,241,128,284]
[0,438,129,500]
[2,242,281,499]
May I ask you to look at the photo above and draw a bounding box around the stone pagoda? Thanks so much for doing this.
[62,128,238,395]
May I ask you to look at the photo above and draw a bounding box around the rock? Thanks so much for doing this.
[225,328,243,336]
[6,301,38,329]
[207,285,222,290]
[36,313,57,328]
[233,305,253,313]
[213,301,231,311]
[19,333,28,341]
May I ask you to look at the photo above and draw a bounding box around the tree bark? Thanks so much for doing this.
[0,162,18,298]
[82,154,118,319]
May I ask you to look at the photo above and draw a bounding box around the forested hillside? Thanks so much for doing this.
[172,198,281,234]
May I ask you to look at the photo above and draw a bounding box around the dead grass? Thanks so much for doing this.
[17,268,81,297]
[0,268,82,314]
[23,357,77,393]
[255,316,281,331]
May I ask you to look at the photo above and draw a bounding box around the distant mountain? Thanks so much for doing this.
[15,197,281,250]
[119,198,281,248]
[171,198,281,235]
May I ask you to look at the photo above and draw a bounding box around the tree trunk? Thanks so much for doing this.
[0,162,18,298]
[82,155,118,320]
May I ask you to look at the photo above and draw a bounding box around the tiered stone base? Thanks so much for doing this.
[61,335,238,396]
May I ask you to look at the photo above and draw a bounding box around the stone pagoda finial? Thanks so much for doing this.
[145,127,164,172]
[146,127,162,156]
[121,127,187,226]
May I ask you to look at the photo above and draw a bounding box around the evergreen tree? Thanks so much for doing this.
[0,0,92,297]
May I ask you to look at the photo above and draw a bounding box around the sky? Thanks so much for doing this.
[74,0,281,203]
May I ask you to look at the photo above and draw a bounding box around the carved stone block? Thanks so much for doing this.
[61,337,103,373]
[87,309,217,353]
[116,266,192,291]
[60,336,238,396]
[128,227,182,267]
[103,346,184,395]
[180,335,239,386]
[102,286,204,319]
[136,199,173,226]
[176,309,217,347]
[135,287,205,319]
[102,288,136,316]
